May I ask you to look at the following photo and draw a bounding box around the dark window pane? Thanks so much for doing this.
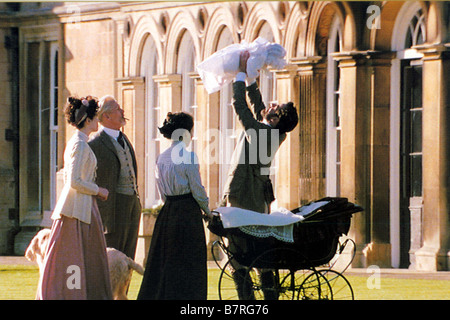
[410,110,422,153]
[410,155,422,197]
[411,67,422,109]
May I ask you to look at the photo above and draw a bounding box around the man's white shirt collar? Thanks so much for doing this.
[102,125,121,140]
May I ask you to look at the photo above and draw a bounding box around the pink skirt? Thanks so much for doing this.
[36,198,113,300]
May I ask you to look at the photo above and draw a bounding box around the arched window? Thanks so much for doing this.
[398,8,425,268]
[140,35,161,208]
[49,43,59,209]
[256,22,277,106]
[405,8,426,47]
[24,39,60,220]
[217,27,236,192]
[255,21,278,210]
[390,4,426,268]
[177,31,197,153]
[326,17,342,197]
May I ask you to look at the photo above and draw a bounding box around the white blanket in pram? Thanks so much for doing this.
[214,207,304,243]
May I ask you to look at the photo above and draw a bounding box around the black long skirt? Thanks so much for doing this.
[137,193,207,300]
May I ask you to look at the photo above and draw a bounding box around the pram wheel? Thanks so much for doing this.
[299,269,354,300]
[218,258,244,300]
[215,242,355,300]
[244,247,316,300]
[247,267,323,300]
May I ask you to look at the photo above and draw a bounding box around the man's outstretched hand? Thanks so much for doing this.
[239,51,250,74]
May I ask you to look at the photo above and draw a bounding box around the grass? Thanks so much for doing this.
[1,264,449,300]
[0,265,41,300]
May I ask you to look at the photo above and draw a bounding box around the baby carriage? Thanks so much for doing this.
[208,197,363,300]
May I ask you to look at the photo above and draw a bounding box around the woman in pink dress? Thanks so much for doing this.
[36,96,112,300]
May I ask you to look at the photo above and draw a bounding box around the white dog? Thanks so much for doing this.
[25,228,50,274]
[25,228,144,300]
[106,247,144,300]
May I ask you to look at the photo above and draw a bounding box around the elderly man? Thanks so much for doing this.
[89,96,141,259]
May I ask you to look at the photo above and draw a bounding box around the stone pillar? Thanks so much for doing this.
[189,72,220,206]
[415,45,450,271]
[0,27,18,255]
[274,63,302,209]
[408,197,424,269]
[116,77,149,266]
[362,52,393,268]
[335,53,370,267]
[291,57,327,206]
[116,77,145,196]
[190,71,220,260]
[153,74,182,151]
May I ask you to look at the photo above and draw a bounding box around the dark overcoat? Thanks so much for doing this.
[222,81,286,213]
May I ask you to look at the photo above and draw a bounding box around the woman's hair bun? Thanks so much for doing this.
[158,112,194,140]
[65,95,99,129]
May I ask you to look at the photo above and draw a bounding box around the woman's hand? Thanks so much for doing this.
[97,187,109,201]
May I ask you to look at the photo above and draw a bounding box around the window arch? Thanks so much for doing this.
[49,43,59,210]
[177,30,196,112]
[255,21,277,106]
[140,34,161,208]
[390,3,426,268]
[405,8,426,47]
[254,21,278,210]
[177,30,197,152]
[216,26,236,193]
[326,16,343,197]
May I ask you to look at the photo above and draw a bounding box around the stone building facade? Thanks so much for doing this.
[0,1,448,271]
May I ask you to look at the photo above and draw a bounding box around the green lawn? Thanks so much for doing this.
[1,265,449,300]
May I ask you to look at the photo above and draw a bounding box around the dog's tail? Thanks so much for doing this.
[127,258,144,275]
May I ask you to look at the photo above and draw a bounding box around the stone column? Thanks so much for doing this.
[153,74,182,151]
[408,197,424,269]
[115,77,145,196]
[335,52,370,267]
[129,74,181,266]
[415,45,450,271]
[190,71,221,260]
[189,72,220,206]
[115,77,148,266]
[274,63,302,209]
[290,57,327,206]
[362,52,393,268]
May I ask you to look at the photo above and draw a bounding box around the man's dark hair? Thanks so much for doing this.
[276,102,298,134]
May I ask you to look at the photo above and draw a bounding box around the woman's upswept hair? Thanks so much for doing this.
[158,112,194,141]
[65,96,99,129]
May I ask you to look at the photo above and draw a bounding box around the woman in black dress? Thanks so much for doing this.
[137,112,213,300]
